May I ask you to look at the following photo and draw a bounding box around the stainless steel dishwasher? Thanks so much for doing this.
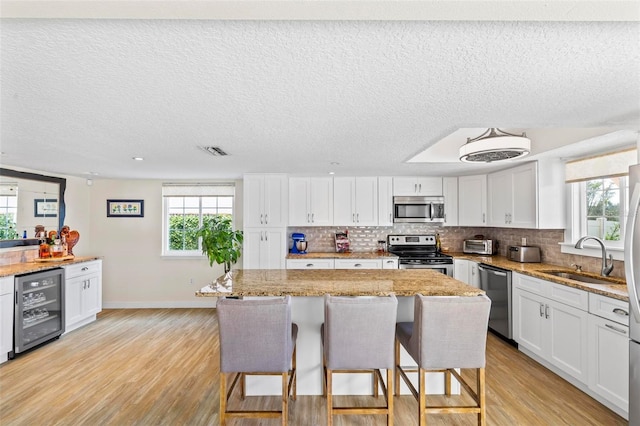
[478,263,512,340]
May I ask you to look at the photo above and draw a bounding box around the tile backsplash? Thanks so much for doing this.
[0,246,39,266]
[287,225,626,279]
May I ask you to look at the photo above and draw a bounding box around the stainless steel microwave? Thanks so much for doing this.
[393,196,445,223]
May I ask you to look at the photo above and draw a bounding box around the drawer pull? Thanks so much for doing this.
[605,323,627,334]
[613,308,629,317]
[81,267,89,271]
[354,263,362,267]
[306,264,314,268]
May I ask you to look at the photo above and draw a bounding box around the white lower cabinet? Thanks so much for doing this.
[1,276,14,364]
[588,294,629,415]
[453,259,480,288]
[334,259,382,269]
[243,228,287,269]
[286,259,335,269]
[513,272,629,419]
[63,260,102,334]
[382,258,398,269]
[513,273,588,383]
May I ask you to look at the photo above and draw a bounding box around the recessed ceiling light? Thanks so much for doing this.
[132,157,144,161]
[329,171,335,175]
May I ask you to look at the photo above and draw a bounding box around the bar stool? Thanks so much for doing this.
[217,296,298,426]
[395,294,491,426]
[321,294,398,426]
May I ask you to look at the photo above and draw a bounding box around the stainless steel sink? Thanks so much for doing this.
[540,270,618,285]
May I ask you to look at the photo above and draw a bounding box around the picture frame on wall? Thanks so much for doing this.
[34,199,58,217]
[107,199,144,217]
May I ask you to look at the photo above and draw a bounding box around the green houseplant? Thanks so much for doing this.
[196,215,243,274]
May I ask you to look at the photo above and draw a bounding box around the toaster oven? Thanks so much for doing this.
[463,239,497,255]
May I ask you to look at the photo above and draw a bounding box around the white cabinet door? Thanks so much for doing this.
[458,175,487,226]
[487,162,539,229]
[393,177,442,196]
[63,260,102,333]
[487,170,511,226]
[354,177,378,225]
[243,228,286,269]
[453,259,470,284]
[469,261,480,288]
[513,287,547,359]
[309,177,334,226]
[334,259,382,269]
[333,177,355,226]
[244,174,287,228]
[381,258,398,269]
[65,275,85,326]
[547,298,589,383]
[288,177,311,226]
[588,314,629,413]
[378,177,394,226]
[83,275,102,316]
[442,177,458,226]
[0,276,14,363]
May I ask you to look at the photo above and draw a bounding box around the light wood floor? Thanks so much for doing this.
[0,309,626,425]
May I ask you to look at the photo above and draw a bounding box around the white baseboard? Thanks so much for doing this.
[103,299,217,309]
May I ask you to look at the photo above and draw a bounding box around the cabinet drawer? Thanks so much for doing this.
[513,273,548,296]
[64,260,102,278]
[334,259,382,269]
[286,259,335,269]
[549,282,589,311]
[382,258,398,269]
[589,293,630,326]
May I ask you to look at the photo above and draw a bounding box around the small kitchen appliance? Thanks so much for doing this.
[463,239,498,255]
[290,233,308,254]
[507,246,541,263]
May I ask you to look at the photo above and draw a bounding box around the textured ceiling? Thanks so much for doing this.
[1,17,639,180]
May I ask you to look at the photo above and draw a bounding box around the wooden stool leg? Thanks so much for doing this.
[374,369,379,397]
[240,372,245,400]
[292,345,297,400]
[445,369,452,396]
[282,372,288,426]
[478,367,486,426]
[394,339,401,396]
[419,367,426,426]
[219,372,227,426]
[387,368,394,426]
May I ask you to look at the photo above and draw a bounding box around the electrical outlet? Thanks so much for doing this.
[521,237,527,246]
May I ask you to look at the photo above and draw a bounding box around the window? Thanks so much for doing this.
[162,184,235,256]
[580,176,628,246]
[0,184,18,239]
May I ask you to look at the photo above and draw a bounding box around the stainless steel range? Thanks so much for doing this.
[387,234,453,276]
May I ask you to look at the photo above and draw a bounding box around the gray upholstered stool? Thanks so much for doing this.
[322,294,398,426]
[395,294,491,426]
[217,296,298,426]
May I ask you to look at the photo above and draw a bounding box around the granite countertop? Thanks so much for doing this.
[0,256,101,278]
[196,269,484,298]
[450,252,628,302]
[286,252,398,259]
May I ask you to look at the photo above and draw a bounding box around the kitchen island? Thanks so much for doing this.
[197,269,484,396]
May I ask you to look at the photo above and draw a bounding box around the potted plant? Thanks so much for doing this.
[196,215,243,275]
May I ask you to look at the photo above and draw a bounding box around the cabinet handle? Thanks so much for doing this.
[82,267,89,271]
[605,323,627,334]
[389,213,392,222]
[539,303,544,317]
[356,213,360,222]
[444,213,447,223]
[545,304,550,319]
[353,213,355,223]
[307,213,310,223]
[264,214,268,224]
[260,214,263,224]
[482,213,485,223]
[354,263,362,267]
[265,232,268,241]
[260,232,264,241]
[306,264,314,267]
[613,308,629,317]
[312,213,315,223]
[87,281,90,289]
[418,183,422,193]
[414,183,418,193]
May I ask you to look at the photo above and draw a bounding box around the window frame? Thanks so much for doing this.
[161,186,236,258]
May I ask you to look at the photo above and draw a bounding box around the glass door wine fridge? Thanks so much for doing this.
[14,268,65,355]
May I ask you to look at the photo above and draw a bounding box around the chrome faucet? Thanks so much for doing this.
[574,236,614,277]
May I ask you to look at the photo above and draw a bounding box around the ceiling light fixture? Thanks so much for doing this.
[459,128,531,163]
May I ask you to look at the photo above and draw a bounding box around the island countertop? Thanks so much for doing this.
[196,269,484,297]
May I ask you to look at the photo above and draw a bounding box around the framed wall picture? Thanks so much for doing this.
[34,199,58,217]
[107,199,144,217]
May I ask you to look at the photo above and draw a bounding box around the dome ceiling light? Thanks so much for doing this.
[459,128,531,163]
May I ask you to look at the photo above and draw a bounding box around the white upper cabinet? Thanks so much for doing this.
[244,174,288,228]
[487,160,565,229]
[289,177,334,226]
[442,177,458,226]
[393,177,443,196]
[458,174,487,226]
[333,177,378,226]
[378,177,394,226]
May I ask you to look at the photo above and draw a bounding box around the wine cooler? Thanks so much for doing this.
[13,268,65,355]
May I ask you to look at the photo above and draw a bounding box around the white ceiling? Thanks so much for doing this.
[1,1,639,180]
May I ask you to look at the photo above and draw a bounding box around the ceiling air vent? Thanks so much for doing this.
[200,146,229,156]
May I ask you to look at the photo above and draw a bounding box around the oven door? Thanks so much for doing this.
[398,262,453,277]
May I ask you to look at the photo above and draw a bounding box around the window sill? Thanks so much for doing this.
[161,254,206,260]
[559,242,624,261]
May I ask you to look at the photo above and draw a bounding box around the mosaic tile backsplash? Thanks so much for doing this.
[287,225,626,279]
